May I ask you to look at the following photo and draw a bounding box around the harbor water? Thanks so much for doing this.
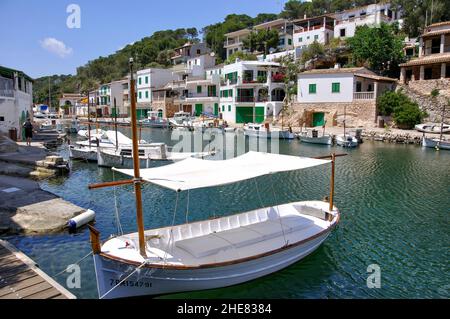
[4,127,450,299]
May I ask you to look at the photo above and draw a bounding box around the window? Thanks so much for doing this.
[243,70,254,83]
[138,77,142,85]
[145,76,148,84]
[307,36,310,40]
[288,38,292,45]
[197,49,201,54]
[208,85,216,97]
[299,37,303,43]
[309,84,317,94]
[145,91,149,98]
[314,35,319,41]
[228,105,231,112]
[332,83,340,93]
[340,28,346,37]
[222,105,225,112]
[197,86,202,94]
[0,116,4,121]
[138,91,142,99]
[229,89,233,97]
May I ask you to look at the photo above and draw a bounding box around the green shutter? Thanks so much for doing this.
[255,107,265,123]
[145,76,148,84]
[197,86,202,94]
[214,103,219,116]
[195,104,203,116]
[309,84,317,94]
[145,91,149,98]
[332,82,340,93]
[222,105,225,112]
[228,105,231,112]
[138,77,141,85]
[138,91,142,99]
[229,89,233,97]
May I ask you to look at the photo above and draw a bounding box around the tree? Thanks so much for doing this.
[391,0,450,37]
[347,23,405,77]
[243,30,279,53]
[225,51,257,65]
[300,41,325,64]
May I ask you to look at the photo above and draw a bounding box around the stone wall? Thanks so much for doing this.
[287,100,378,128]
[151,101,178,118]
[398,79,450,123]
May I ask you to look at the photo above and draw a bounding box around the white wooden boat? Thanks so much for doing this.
[244,123,295,139]
[88,152,340,299]
[97,144,212,168]
[422,136,450,150]
[297,129,332,145]
[169,111,195,129]
[415,123,450,134]
[336,134,358,148]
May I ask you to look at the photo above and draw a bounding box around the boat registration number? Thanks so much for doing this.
[110,279,151,288]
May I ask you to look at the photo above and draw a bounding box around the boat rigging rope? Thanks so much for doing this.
[269,174,288,246]
[98,260,148,299]
[185,189,190,224]
[112,170,124,236]
[53,251,93,278]
[163,191,180,266]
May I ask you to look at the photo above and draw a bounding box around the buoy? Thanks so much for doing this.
[68,209,95,231]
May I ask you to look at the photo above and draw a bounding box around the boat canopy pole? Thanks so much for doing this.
[129,58,147,257]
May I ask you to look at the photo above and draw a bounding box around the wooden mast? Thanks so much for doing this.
[129,58,147,257]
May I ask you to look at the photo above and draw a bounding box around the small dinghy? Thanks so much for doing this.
[415,123,450,134]
[336,134,358,148]
[297,129,333,145]
[244,123,295,139]
[422,136,450,150]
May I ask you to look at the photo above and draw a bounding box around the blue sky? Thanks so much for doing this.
[0,0,288,79]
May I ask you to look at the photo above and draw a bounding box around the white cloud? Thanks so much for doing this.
[40,37,73,58]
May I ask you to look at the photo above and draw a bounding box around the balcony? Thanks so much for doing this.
[236,96,255,103]
[353,92,375,100]
[294,25,334,33]
[0,89,15,99]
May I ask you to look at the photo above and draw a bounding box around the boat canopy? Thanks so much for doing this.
[105,131,132,145]
[113,151,331,192]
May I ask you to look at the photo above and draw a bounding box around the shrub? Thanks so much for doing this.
[377,91,426,129]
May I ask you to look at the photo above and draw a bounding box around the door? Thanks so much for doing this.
[255,106,265,123]
[214,103,219,117]
[312,112,325,127]
[195,104,203,116]
[236,107,253,124]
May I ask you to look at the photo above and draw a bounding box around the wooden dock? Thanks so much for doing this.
[0,239,76,299]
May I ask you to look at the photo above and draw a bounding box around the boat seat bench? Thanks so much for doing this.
[175,216,314,259]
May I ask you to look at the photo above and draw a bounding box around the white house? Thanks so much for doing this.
[59,93,87,117]
[0,66,33,140]
[136,68,176,119]
[224,29,252,60]
[296,66,397,127]
[293,15,335,49]
[334,3,402,39]
[171,42,211,65]
[219,60,286,124]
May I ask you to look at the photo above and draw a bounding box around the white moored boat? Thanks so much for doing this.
[335,134,358,148]
[88,152,340,299]
[140,111,169,128]
[244,123,295,139]
[297,129,333,145]
[422,136,450,150]
[97,142,212,168]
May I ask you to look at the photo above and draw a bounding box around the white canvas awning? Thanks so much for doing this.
[113,151,331,192]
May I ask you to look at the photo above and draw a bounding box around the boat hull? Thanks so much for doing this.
[299,135,332,145]
[69,146,98,162]
[336,135,358,148]
[93,231,330,299]
[97,150,156,168]
[244,130,295,140]
[422,137,450,150]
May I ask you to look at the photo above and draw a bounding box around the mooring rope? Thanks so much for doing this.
[112,170,124,236]
[53,251,93,278]
[163,191,180,265]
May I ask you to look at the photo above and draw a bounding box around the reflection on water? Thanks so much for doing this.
[4,127,450,299]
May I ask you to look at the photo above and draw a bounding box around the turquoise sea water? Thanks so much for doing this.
[4,127,450,299]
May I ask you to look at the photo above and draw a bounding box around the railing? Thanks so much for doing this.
[0,89,15,98]
[354,92,375,100]
[294,25,334,33]
[236,96,255,103]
